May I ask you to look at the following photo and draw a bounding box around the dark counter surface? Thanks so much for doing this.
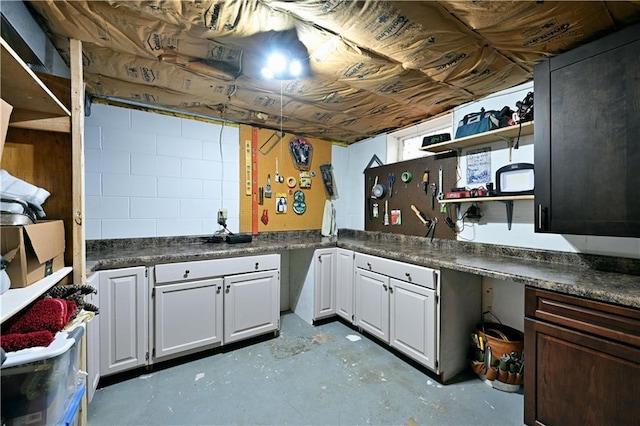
[86,230,640,309]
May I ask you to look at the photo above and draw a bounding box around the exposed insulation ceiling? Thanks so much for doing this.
[27,0,640,144]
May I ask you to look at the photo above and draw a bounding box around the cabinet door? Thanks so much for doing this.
[99,267,148,376]
[534,26,640,237]
[525,318,640,426]
[389,278,437,370]
[336,248,355,324]
[86,272,100,403]
[355,268,389,343]
[154,278,223,359]
[314,248,336,320]
[224,270,279,344]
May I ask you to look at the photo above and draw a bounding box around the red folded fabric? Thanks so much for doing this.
[8,298,74,334]
[64,299,77,324]
[0,330,54,352]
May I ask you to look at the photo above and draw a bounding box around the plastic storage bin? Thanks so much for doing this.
[1,325,84,426]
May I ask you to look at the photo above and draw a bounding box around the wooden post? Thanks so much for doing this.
[70,38,88,426]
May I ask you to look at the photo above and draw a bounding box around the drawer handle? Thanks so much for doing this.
[367,262,372,270]
[183,269,190,278]
[405,272,412,281]
[255,262,259,270]
[225,284,231,294]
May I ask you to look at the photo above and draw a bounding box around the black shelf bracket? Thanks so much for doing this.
[500,200,515,230]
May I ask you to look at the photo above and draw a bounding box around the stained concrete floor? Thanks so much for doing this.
[88,312,523,425]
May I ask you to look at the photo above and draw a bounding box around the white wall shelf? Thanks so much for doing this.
[1,266,73,323]
[421,121,534,153]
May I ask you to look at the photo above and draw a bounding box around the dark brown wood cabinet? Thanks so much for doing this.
[534,24,640,237]
[524,288,640,426]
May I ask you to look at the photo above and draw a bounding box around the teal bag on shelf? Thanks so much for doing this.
[455,108,499,139]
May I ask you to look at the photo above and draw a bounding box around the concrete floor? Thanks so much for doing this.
[88,313,523,425]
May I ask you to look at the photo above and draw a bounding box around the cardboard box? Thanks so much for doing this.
[1,98,13,162]
[1,220,65,288]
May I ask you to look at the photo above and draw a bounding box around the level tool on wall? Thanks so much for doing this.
[251,127,259,235]
[244,140,252,196]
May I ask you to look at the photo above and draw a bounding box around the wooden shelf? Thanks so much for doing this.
[421,121,534,153]
[1,266,73,324]
[1,37,71,132]
[439,195,534,204]
[440,195,534,230]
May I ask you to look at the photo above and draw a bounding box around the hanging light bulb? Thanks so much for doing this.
[289,59,302,77]
[261,48,307,80]
[267,52,287,74]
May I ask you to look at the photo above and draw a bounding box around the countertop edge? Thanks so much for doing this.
[86,234,640,310]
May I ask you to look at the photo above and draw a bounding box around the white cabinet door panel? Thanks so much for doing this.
[314,248,336,320]
[86,272,100,403]
[390,278,437,370]
[99,267,147,376]
[336,248,355,323]
[154,278,223,359]
[355,269,389,343]
[224,270,279,344]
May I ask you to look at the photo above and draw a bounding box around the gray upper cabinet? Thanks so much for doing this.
[534,23,640,237]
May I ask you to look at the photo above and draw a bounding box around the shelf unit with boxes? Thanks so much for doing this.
[1,35,87,424]
[419,121,535,230]
[0,35,85,313]
[420,121,534,154]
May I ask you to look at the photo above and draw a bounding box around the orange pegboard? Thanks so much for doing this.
[239,125,332,233]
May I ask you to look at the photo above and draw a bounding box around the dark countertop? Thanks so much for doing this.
[86,230,640,310]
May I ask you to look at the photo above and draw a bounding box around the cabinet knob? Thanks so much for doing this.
[367,262,372,270]
[255,262,259,270]
[216,285,221,294]
[183,270,190,278]
[383,284,388,292]
[389,286,393,294]
[225,284,231,294]
[405,272,411,281]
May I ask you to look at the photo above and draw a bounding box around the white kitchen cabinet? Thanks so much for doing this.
[354,253,442,374]
[311,248,354,323]
[335,248,355,324]
[389,278,436,370]
[153,254,280,354]
[86,272,100,403]
[314,248,336,320]
[224,269,280,344]
[154,278,223,359]
[355,268,390,342]
[99,266,148,376]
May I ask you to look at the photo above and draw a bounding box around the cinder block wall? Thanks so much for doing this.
[84,104,240,239]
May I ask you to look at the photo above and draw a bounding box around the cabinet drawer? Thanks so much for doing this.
[355,253,437,289]
[155,254,280,284]
[525,287,640,348]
